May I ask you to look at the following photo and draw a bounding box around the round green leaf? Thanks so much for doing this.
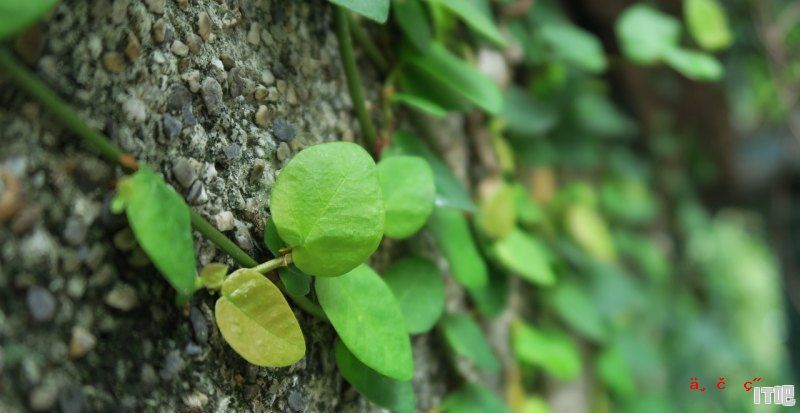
[427,206,488,288]
[0,0,58,42]
[270,142,385,277]
[215,269,305,367]
[316,264,414,380]
[440,314,499,371]
[116,166,196,300]
[615,4,680,65]
[441,383,513,413]
[564,204,616,261]
[382,257,444,334]
[685,0,732,51]
[378,156,436,239]
[512,322,581,381]
[335,340,415,413]
[492,229,555,286]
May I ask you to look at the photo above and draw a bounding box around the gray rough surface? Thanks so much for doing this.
[0,0,457,411]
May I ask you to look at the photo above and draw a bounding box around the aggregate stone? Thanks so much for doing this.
[26,286,56,322]
[201,77,224,117]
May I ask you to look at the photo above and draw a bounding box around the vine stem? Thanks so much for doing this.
[333,6,378,156]
[0,47,329,321]
[347,13,388,73]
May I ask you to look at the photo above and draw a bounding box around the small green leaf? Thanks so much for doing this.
[512,184,543,227]
[215,269,305,366]
[501,87,559,137]
[390,93,448,117]
[385,131,476,212]
[564,204,616,261]
[512,322,581,381]
[441,383,513,413]
[426,0,507,47]
[317,264,414,380]
[573,92,636,138]
[427,207,488,288]
[329,0,390,23]
[335,340,415,413]
[199,263,227,290]
[663,47,724,81]
[378,156,436,239]
[270,142,385,277]
[116,166,196,300]
[383,257,445,334]
[540,22,607,73]
[397,63,473,112]
[393,0,431,51]
[263,218,311,297]
[402,42,503,114]
[521,397,552,413]
[492,229,555,286]
[467,270,508,317]
[550,282,607,342]
[440,314,499,371]
[596,345,636,398]
[0,0,58,42]
[616,4,680,65]
[476,180,516,239]
[685,0,732,51]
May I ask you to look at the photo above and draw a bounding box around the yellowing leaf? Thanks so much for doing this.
[270,142,385,277]
[215,269,305,367]
[476,180,516,239]
[565,204,616,261]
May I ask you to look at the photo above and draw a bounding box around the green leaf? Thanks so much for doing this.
[615,4,680,65]
[564,204,616,262]
[382,257,445,334]
[685,0,732,51]
[512,184,543,227]
[329,0,390,23]
[521,397,552,413]
[600,177,657,224]
[263,218,311,297]
[512,322,581,381]
[0,0,58,42]
[215,269,305,366]
[116,166,196,300]
[402,42,503,114]
[440,314,499,371]
[270,142,385,277]
[378,156,436,239]
[385,131,476,212]
[476,180,516,239]
[427,207,488,288]
[441,383,513,413]
[467,270,509,317]
[573,92,636,138]
[550,282,607,342]
[390,93,448,117]
[663,47,724,81]
[426,0,506,47]
[540,22,607,73]
[316,264,414,380]
[199,263,227,290]
[397,63,473,112]
[501,87,559,137]
[491,229,555,286]
[393,0,431,51]
[596,345,636,398]
[335,340,415,412]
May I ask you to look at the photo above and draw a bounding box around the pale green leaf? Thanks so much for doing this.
[492,229,555,286]
[393,0,431,51]
[521,397,552,413]
[317,264,414,380]
[215,269,305,366]
[116,166,196,300]
[664,47,724,81]
[390,93,448,117]
[441,314,499,371]
[329,0,390,23]
[501,87,559,137]
[441,383,513,413]
[0,0,58,41]
[426,0,507,46]
[378,156,436,239]
[512,322,581,381]
[427,206,488,288]
[564,204,616,261]
[270,142,385,277]
[615,4,680,65]
[263,218,311,297]
[402,42,503,114]
[540,22,607,73]
[335,340,415,412]
[685,0,732,51]
[199,263,227,290]
[550,282,607,342]
[383,257,445,334]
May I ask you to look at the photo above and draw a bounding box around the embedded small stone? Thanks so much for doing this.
[63,218,87,246]
[197,12,212,41]
[189,306,209,344]
[175,0,189,10]
[254,85,268,101]
[185,33,202,54]
[201,77,223,116]
[214,211,234,231]
[124,32,142,62]
[261,69,275,85]
[160,350,185,380]
[104,283,138,311]
[222,144,241,160]
[247,23,260,45]
[68,327,96,359]
[145,0,165,14]
[152,19,167,43]
[255,105,268,127]
[29,384,58,411]
[102,52,125,73]
[172,158,196,188]
[181,70,201,93]
[276,141,290,161]
[187,180,208,205]
[273,118,295,142]
[26,286,56,322]
[163,113,182,139]
[123,97,147,123]
[171,40,189,57]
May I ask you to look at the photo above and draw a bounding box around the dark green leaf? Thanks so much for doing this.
[540,22,607,73]
[596,345,636,398]
[393,0,431,51]
[501,87,559,137]
[317,264,414,380]
[441,314,499,371]
[573,92,636,138]
[467,270,509,317]
[615,4,680,65]
[512,322,581,380]
[0,0,58,41]
[426,0,507,46]
[390,93,448,117]
[383,257,445,334]
[116,166,196,300]
[270,142,385,277]
[335,340,415,412]
[378,156,436,239]
[441,383,513,413]
[330,0,390,23]
[427,207,488,288]
[397,63,473,112]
